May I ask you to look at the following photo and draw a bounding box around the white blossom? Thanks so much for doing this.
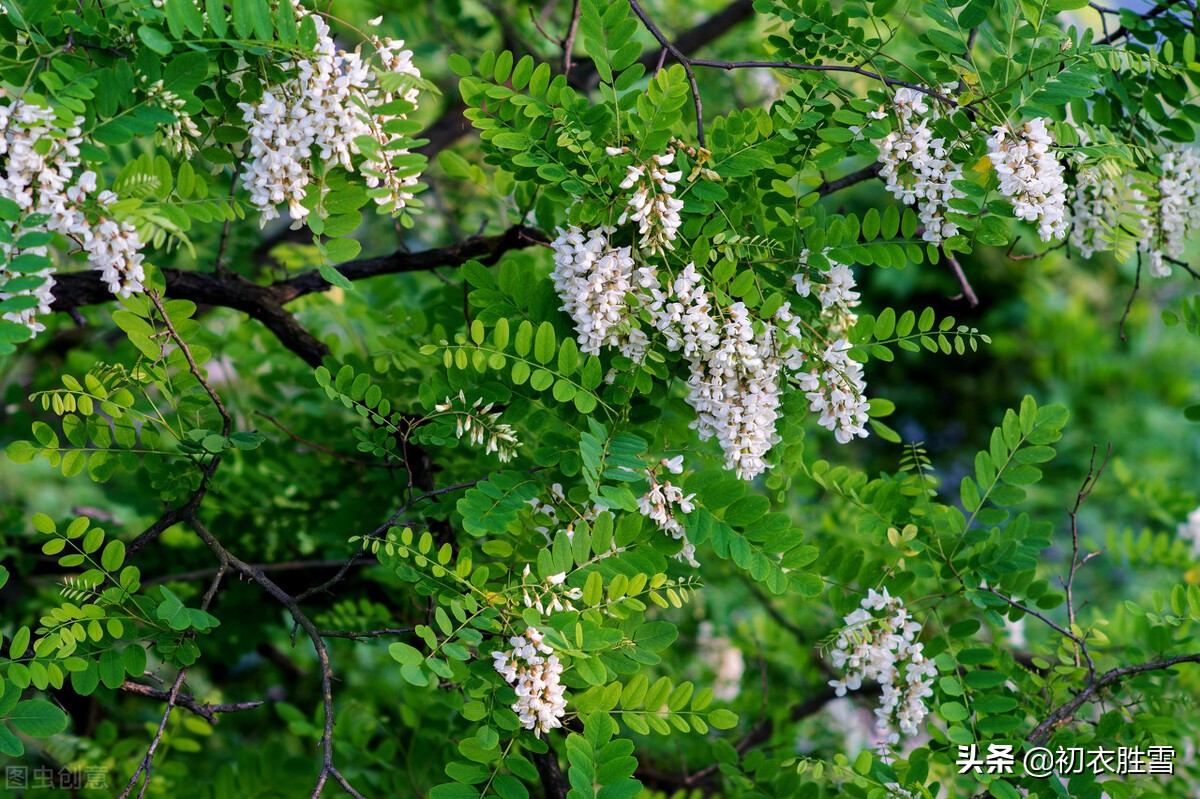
[1178,505,1200,559]
[549,225,653,359]
[1069,167,1149,260]
[491,627,567,735]
[616,150,685,254]
[434,390,521,462]
[238,3,423,225]
[987,118,1068,242]
[638,463,699,567]
[1140,146,1200,277]
[0,96,146,335]
[870,87,966,244]
[827,588,937,745]
[697,621,745,701]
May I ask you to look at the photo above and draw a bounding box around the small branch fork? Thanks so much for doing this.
[1061,444,1111,671]
[117,565,228,799]
[627,0,956,147]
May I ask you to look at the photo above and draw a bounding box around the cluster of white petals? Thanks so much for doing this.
[791,252,870,443]
[637,455,699,566]
[519,564,583,615]
[550,234,868,476]
[491,627,567,735]
[238,3,422,225]
[549,226,654,359]
[434,391,521,461]
[1178,505,1200,559]
[1069,167,1150,260]
[526,483,608,548]
[1141,146,1200,278]
[870,87,966,243]
[987,118,1068,242]
[682,300,790,479]
[696,621,745,701]
[828,588,937,745]
[793,248,861,339]
[0,96,145,334]
[142,75,202,159]
[610,147,685,254]
[796,337,871,445]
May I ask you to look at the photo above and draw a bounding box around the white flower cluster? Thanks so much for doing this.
[696,621,745,701]
[637,455,700,567]
[1141,146,1200,278]
[141,74,203,160]
[1069,167,1148,260]
[0,96,146,334]
[1178,505,1200,559]
[791,250,870,443]
[433,391,521,462]
[987,118,1068,242]
[793,248,861,339]
[828,588,937,745]
[491,627,567,736]
[519,564,583,615]
[549,226,654,359]
[238,3,423,225]
[870,87,966,243]
[609,146,684,254]
[796,337,871,445]
[682,299,791,479]
[549,231,871,476]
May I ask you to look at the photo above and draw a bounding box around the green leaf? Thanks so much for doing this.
[9,700,68,737]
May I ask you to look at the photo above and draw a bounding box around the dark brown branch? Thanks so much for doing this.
[319,627,416,641]
[1027,653,1200,743]
[532,748,570,799]
[812,162,882,196]
[628,0,708,147]
[120,680,265,724]
[50,225,548,368]
[186,515,365,799]
[1096,1,1188,46]
[689,59,957,106]
[1119,251,1143,342]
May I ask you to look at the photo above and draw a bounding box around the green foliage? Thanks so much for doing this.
[0,1,1199,797]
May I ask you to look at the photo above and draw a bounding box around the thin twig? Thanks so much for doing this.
[943,248,979,307]
[562,0,582,75]
[1119,251,1143,341]
[120,680,265,724]
[628,0,708,147]
[256,411,390,468]
[118,565,227,799]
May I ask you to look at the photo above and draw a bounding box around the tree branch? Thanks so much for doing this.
[50,225,548,368]
[1027,653,1200,743]
[120,679,265,724]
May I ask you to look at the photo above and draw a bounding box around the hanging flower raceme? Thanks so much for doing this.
[986,118,1068,242]
[1069,167,1150,260]
[433,391,521,462]
[1141,146,1200,278]
[696,621,745,701]
[827,588,937,745]
[549,225,655,360]
[491,627,568,736]
[238,2,424,225]
[869,87,967,244]
[638,455,700,567]
[0,96,146,335]
[608,146,685,254]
